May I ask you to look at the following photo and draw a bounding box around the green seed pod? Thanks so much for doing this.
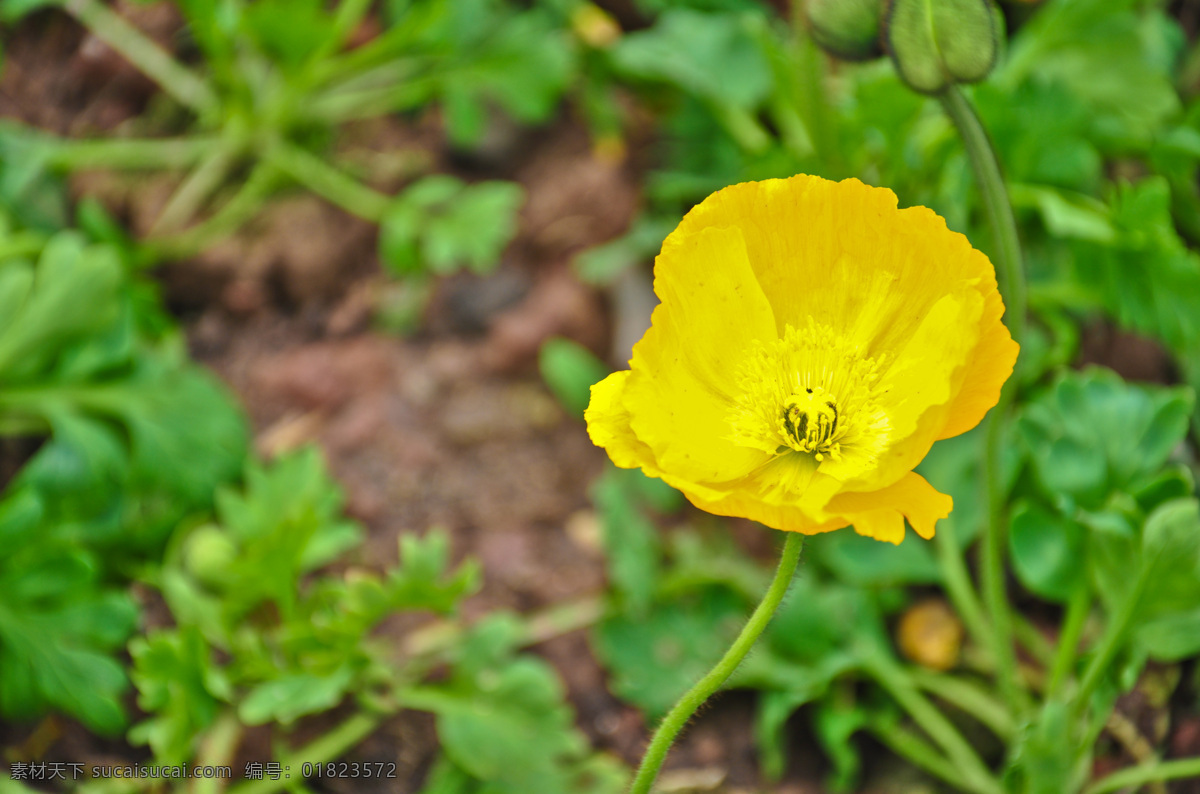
[806,0,884,61]
[885,0,997,94]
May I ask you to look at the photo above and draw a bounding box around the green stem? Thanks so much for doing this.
[909,669,1015,740]
[628,533,804,794]
[194,711,243,794]
[265,142,391,222]
[147,164,279,262]
[225,713,379,794]
[1012,611,1055,669]
[44,136,221,172]
[933,515,993,667]
[867,722,992,794]
[939,83,1029,717]
[938,85,1027,342]
[1083,757,1200,794]
[1073,572,1148,719]
[865,655,1002,794]
[149,144,241,235]
[1048,582,1091,699]
[61,0,218,116]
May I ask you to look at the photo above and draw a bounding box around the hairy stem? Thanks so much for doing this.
[628,533,804,794]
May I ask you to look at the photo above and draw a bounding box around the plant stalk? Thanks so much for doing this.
[44,136,222,172]
[1073,571,1148,719]
[225,713,378,794]
[1082,757,1200,794]
[1048,582,1091,699]
[933,516,993,667]
[61,0,219,116]
[909,669,1015,740]
[265,142,392,222]
[867,722,993,794]
[865,655,1002,794]
[939,83,1029,717]
[627,533,804,794]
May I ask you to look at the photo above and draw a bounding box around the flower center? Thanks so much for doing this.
[781,387,841,460]
[727,319,891,487]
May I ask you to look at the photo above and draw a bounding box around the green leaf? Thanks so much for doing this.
[383,529,482,615]
[573,216,674,287]
[239,668,354,725]
[811,525,941,587]
[814,699,870,793]
[0,231,121,380]
[885,0,996,94]
[539,337,608,419]
[128,627,232,764]
[1008,500,1086,602]
[1018,368,1193,510]
[1008,184,1114,242]
[610,9,772,109]
[592,588,744,720]
[380,177,523,277]
[1137,499,1200,622]
[168,447,363,624]
[241,0,335,71]
[590,467,662,614]
[1086,178,1200,358]
[0,494,138,733]
[407,617,596,793]
[1001,0,1181,145]
[435,6,575,145]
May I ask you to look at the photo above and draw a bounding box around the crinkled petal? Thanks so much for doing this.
[938,273,1020,439]
[625,225,777,485]
[586,371,659,472]
[825,472,953,543]
[586,369,744,503]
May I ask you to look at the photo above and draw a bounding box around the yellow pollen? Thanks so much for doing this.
[727,319,892,486]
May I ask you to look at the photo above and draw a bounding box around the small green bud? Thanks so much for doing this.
[183,525,237,588]
[885,0,997,94]
[806,0,884,61]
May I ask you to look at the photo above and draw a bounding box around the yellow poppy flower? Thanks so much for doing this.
[586,174,1018,544]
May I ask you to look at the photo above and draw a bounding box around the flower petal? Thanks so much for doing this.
[586,371,659,472]
[625,225,777,485]
[826,472,953,543]
[938,274,1020,439]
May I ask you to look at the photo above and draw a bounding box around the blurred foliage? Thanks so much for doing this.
[0,207,245,733]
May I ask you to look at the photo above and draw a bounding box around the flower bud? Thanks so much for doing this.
[885,0,997,94]
[806,0,884,61]
[183,525,237,588]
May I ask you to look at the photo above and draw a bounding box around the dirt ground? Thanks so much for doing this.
[2,4,1199,794]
